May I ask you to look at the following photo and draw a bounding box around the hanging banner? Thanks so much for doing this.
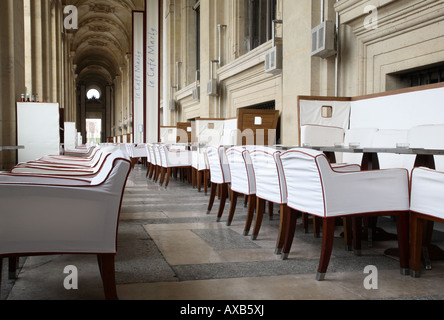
[145,0,160,143]
[132,11,145,144]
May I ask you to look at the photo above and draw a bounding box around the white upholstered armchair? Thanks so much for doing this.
[279,148,410,281]
[410,167,444,278]
[191,147,210,194]
[158,144,192,188]
[206,146,231,221]
[126,143,147,168]
[0,152,132,300]
[249,146,288,254]
[226,146,256,235]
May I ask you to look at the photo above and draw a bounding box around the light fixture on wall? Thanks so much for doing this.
[193,70,200,101]
[207,60,219,96]
[217,24,227,66]
[176,62,182,90]
[138,124,144,143]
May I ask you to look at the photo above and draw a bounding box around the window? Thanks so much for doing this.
[401,67,444,87]
[244,0,277,53]
[193,1,201,81]
[387,63,444,91]
[87,89,101,100]
[86,119,102,145]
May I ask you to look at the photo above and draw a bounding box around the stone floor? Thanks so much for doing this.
[2,164,444,302]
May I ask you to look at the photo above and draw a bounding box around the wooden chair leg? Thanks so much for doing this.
[146,164,150,177]
[423,220,434,271]
[149,164,155,179]
[206,183,217,215]
[410,212,424,278]
[217,183,228,222]
[251,198,265,240]
[0,257,3,291]
[352,216,362,256]
[244,195,248,208]
[268,201,274,220]
[154,166,160,182]
[282,208,298,260]
[8,257,18,280]
[97,254,118,300]
[303,213,309,233]
[191,168,196,188]
[343,217,353,251]
[397,212,410,275]
[165,168,172,188]
[243,194,256,236]
[197,170,202,192]
[204,170,209,195]
[313,216,321,238]
[159,167,166,185]
[275,204,289,255]
[317,217,336,281]
[227,190,239,226]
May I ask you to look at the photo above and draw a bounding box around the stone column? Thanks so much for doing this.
[281,0,312,146]
[114,75,122,138]
[126,53,132,134]
[199,0,220,118]
[30,0,43,99]
[41,0,52,102]
[80,84,86,144]
[105,85,112,139]
[0,0,25,169]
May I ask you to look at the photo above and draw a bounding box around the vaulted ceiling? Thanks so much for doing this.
[63,0,145,92]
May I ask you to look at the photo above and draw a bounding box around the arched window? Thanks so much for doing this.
[87,89,101,100]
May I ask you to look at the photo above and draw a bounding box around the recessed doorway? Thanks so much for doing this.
[86,119,102,145]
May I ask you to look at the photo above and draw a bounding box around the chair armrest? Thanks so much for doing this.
[0,173,92,185]
[10,165,96,176]
[331,163,361,172]
[410,167,444,219]
[319,157,410,216]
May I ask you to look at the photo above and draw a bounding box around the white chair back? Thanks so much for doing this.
[342,128,378,165]
[226,146,256,195]
[280,148,327,216]
[147,144,156,166]
[407,124,444,171]
[192,147,209,171]
[206,146,230,184]
[249,146,286,204]
[91,150,130,185]
[281,148,410,218]
[153,144,162,168]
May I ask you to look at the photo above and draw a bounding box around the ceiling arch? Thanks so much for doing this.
[63,0,143,88]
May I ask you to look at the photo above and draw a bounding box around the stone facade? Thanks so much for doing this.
[1,0,444,169]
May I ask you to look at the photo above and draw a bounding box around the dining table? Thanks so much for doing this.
[308,144,444,270]
[311,145,444,170]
